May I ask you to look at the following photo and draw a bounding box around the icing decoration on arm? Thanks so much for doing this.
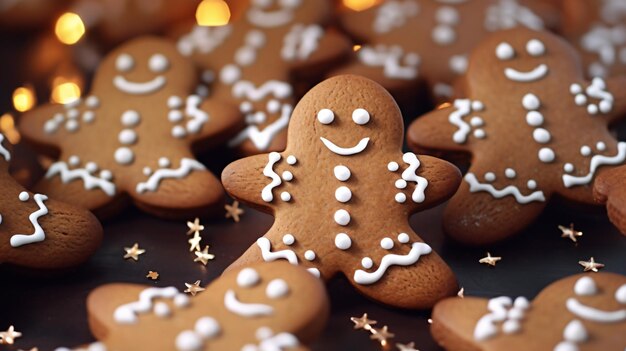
[388,152,428,203]
[474,296,530,341]
[484,0,543,32]
[113,287,190,324]
[167,95,210,139]
[562,142,626,188]
[113,53,168,95]
[46,157,116,196]
[465,172,545,203]
[580,25,626,78]
[10,192,49,248]
[282,24,323,61]
[569,78,614,115]
[246,0,302,28]
[256,237,298,264]
[241,327,300,351]
[175,317,221,351]
[0,134,11,161]
[136,158,206,194]
[320,137,370,156]
[372,0,419,34]
[358,45,419,80]
[353,241,432,285]
[232,81,292,101]
[43,96,99,134]
[448,99,486,144]
[177,25,232,57]
[261,152,286,202]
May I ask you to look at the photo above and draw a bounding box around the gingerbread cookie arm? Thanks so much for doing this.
[19,102,81,153]
[431,296,490,350]
[186,98,244,148]
[603,76,626,125]
[594,165,626,235]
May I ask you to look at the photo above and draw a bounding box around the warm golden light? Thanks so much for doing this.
[12,86,36,112]
[343,0,379,11]
[0,114,20,144]
[51,78,81,104]
[436,102,452,110]
[196,0,231,26]
[353,44,362,52]
[55,12,86,45]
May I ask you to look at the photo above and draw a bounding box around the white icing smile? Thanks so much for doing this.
[224,290,274,317]
[504,64,548,82]
[113,75,167,95]
[566,297,626,323]
[320,137,370,156]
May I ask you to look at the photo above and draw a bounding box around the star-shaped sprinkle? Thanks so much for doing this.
[123,243,145,261]
[194,245,215,265]
[225,200,245,222]
[0,325,22,345]
[186,217,204,236]
[351,313,377,330]
[579,257,605,272]
[559,223,583,243]
[146,271,159,280]
[397,342,419,351]
[457,287,464,298]
[370,326,395,345]
[188,232,202,252]
[479,252,501,267]
[184,280,205,296]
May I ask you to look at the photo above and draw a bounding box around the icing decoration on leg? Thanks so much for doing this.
[114,287,190,324]
[353,242,432,285]
[10,192,49,247]
[256,237,299,264]
[0,134,11,161]
[357,45,420,80]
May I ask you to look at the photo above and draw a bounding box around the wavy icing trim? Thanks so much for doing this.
[261,153,282,202]
[358,45,419,80]
[46,161,116,196]
[256,237,298,264]
[449,99,472,143]
[177,25,232,56]
[136,158,205,194]
[10,193,49,247]
[232,80,292,101]
[562,142,626,188]
[282,24,323,61]
[0,134,10,161]
[465,173,545,203]
[401,152,428,203]
[113,286,189,324]
[229,104,293,150]
[353,242,432,285]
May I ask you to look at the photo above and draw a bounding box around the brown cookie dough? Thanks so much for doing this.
[594,164,626,235]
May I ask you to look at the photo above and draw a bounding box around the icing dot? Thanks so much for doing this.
[195,317,220,338]
[526,111,544,126]
[335,233,352,250]
[266,279,290,299]
[526,39,545,56]
[615,284,626,304]
[286,155,297,165]
[82,111,95,123]
[395,179,407,189]
[334,165,351,181]
[335,186,352,203]
[599,100,612,113]
[563,320,587,343]
[143,167,152,176]
[158,157,171,168]
[304,250,316,261]
[387,162,399,172]
[580,146,592,156]
[432,25,455,45]
[361,257,373,269]
[496,42,515,60]
[380,237,394,250]
[240,101,252,113]
[574,276,598,296]
[85,96,99,108]
[220,64,241,84]
[522,94,540,110]
[436,6,458,24]
[118,129,137,145]
[44,120,59,133]
[85,162,98,173]
[554,341,578,351]
[395,193,407,203]
[470,116,484,127]
[588,104,599,115]
[570,84,582,95]
[100,170,113,180]
[397,233,410,243]
[168,110,184,123]
[174,293,190,307]
[115,147,134,165]
[352,108,370,125]
[237,268,260,288]
[575,94,587,106]
[154,302,170,317]
[67,109,79,119]
[116,53,134,72]
[18,191,29,202]
[596,142,607,151]
[280,192,291,202]
[538,148,555,163]
[334,209,350,226]
[484,172,496,182]
[176,331,202,351]
[505,168,516,179]
[172,126,186,138]
[533,128,551,144]
[449,55,468,74]
[266,99,281,114]
[472,101,484,111]
[502,320,521,334]
[317,109,334,124]
[54,113,64,122]
[121,110,141,126]
[473,129,486,139]
[255,327,273,340]
[282,234,295,245]
[66,120,79,132]
[527,180,537,189]
[167,96,183,109]
[282,171,293,181]
[149,54,169,72]
[69,155,80,166]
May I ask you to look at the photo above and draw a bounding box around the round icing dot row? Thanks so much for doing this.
[335,186,352,202]
[380,237,394,250]
[334,165,350,181]
[522,94,556,164]
[114,147,134,165]
[334,209,350,226]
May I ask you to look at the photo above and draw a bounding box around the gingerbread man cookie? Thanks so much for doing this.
[594,165,626,236]
[19,37,241,219]
[176,0,351,155]
[334,0,555,101]
[222,75,461,309]
[407,28,626,245]
[0,133,102,269]
[431,273,626,351]
[84,262,326,351]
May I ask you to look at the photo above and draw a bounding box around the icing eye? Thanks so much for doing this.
[526,39,546,57]
[352,108,370,125]
[265,279,289,299]
[317,109,334,124]
[279,0,301,8]
[237,268,260,288]
[574,276,598,296]
[149,54,169,73]
[495,42,515,60]
[616,284,626,304]
[116,53,134,72]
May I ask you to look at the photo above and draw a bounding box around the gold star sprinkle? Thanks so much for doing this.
[186,217,204,236]
[559,223,583,243]
[194,245,215,265]
[184,280,205,296]
[225,200,245,222]
[579,257,605,272]
[0,325,22,345]
[350,313,377,330]
[370,326,395,346]
[397,342,419,351]
[146,271,159,280]
[457,287,464,298]
[479,252,501,267]
[123,243,145,261]
[188,232,202,252]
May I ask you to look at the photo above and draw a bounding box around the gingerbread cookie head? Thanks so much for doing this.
[86,262,327,350]
[19,37,242,219]
[223,75,461,309]
[594,165,626,235]
[408,28,626,245]
[431,273,626,351]
[0,134,103,269]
